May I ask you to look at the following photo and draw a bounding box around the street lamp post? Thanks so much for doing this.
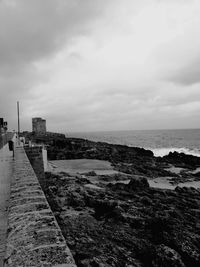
[17,101,20,145]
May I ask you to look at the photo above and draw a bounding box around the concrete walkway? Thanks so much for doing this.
[0,144,13,267]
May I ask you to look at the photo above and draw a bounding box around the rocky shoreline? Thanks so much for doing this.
[43,171,200,267]
[35,136,200,266]
[46,137,200,185]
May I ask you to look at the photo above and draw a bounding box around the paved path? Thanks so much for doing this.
[0,144,13,267]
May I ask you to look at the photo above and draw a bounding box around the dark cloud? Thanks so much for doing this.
[0,0,110,69]
[1,0,200,131]
[169,59,200,85]
[0,0,113,129]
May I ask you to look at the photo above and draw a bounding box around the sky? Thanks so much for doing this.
[0,0,200,132]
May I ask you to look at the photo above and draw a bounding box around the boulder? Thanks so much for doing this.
[152,245,185,267]
[127,176,149,191]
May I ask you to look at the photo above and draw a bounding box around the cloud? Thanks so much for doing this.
[0,0,111,69]
[153,0,200,85]
[0,0,114,129]
[168,60,200,85]
[1,0,200,131]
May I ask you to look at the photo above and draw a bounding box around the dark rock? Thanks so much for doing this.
[93,200,118,219]
[127,176,149,191]
[163,152,200,169]
[33,134,200,267]
[43,171,200,267]
[152,245,185,267]
[83,171,97,176]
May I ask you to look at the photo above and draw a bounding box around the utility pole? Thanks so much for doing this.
[17,101,20,143]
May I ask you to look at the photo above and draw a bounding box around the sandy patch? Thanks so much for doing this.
[48,159,119,175]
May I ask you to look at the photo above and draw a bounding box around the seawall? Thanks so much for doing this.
[5,146,76,267]
[0,133,13,150]
[24,146,46,188]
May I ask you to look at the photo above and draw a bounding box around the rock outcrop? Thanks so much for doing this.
[163,152,200,169]
[22,133,200,266]
[45,137,200,181]
[43,172,200,267]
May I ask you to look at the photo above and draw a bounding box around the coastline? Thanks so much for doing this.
[43,169,200,267]
[46,136,200,189]
[25,132,200,266]
[68,128,200,158]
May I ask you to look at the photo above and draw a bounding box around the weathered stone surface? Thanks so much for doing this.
[5,147,76,267]
[43,171,200,267]
[163,152,200,169]
[22,134,200,266]
[25,146,46,188]
[128,176,149,191]
[45,137,200,182]
[152,245,185,267]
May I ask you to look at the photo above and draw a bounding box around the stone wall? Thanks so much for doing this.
[0,133,13,149]
[5,146,76,267]
[25,146,46,188]
[0,134,5,149]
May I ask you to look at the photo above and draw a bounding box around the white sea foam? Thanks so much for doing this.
[151,147,200,157]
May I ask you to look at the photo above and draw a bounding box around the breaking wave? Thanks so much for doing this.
[151,147,200,157]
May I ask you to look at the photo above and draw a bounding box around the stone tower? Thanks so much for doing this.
[32,117,46,134]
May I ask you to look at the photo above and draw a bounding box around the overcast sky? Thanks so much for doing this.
[0,0,200,132]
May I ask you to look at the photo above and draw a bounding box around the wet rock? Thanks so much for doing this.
[47,137,154,162]
[152,245,185,267]
[43,171,200,267]
[127,176,149,191]
[83,171,97,176]
[93,200,118,219]
[35,133,200,267]
[163,152,200,169]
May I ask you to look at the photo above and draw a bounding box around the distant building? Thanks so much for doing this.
[0,118,8,133]
[0,118,3,128]
[32,117,46,134]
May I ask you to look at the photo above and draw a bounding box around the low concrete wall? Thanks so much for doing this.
[0,133,13,149]
[25,146,46,188]
[5,147,76,267]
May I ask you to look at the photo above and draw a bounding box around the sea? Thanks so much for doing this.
[68,128,200,157]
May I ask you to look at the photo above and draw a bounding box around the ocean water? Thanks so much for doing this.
[68,129,200,157]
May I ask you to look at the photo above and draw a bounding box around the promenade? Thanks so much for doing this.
[0,135,76,266]
[0,143,13,267]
